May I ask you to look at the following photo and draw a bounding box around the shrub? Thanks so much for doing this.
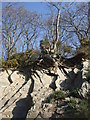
[68,97,77,110]
[51,91,66,100]
[2,59,19,68]
[44,91,66,103]
[75,99,88,118]
[68,98,88,118]
[70,88,80,98]
[2,50,39,68]
[9,52,24,60]
[40,39,50,53]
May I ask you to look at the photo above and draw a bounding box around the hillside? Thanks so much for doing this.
[1,2,90,119]
[0,60,89,119]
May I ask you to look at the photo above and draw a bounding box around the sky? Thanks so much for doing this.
[1,2,79,55]
[1,2,89,58]
[18,2,48,15]
[2,2,50,54]
[2,2,49,15]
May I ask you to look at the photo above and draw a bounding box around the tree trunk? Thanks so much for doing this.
[53,9,60,55]
[27,42,29,51]
[22,45,24,52]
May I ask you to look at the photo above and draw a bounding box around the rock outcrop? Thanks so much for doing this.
[0,69,53,119]
[0,60,89,119]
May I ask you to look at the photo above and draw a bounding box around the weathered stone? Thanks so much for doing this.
[0,60,89,119]
[56,104,68,114]
[56,108,64,114]
[65,97,70,102]
[82,60,90,79]
[79,81,89,98]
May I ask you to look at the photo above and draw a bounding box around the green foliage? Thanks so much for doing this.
[78,100,88,115]
[2,59,19,68]
[68,98,77,110]
[0,59,2,66]
[68,98,88,118]
[70,88,80,98]
[63,44,72,53]
[45,91,67,103]
[2,50,39,68]
[47,91,67,102]
[40,39,50,52]
[80,38,90,46]
[51,91,66,99]
[76,99,88,118]
[78,37,90,59]
[40,40,49,46]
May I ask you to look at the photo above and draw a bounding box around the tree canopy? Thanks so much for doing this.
[2,2,90,66]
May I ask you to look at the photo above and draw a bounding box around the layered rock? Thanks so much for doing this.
[0,60,89,119]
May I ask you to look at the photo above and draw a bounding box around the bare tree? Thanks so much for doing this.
[41,2,62,56]
[60,2,89,48]
[51,3,61,54]
[22,11,40,51]
[2,3,40,59]
[2,4,24,58]
[42,2,89,57]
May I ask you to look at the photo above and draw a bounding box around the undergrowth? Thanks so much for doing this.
[2,50,39,68]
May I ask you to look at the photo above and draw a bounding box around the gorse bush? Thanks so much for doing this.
[68,97,77,110]
[40,39,50,54]
[2,50,39,68]
[70,88,80,98]
[80,38,90,46]
[68,98,88,118]
[78,38,90,60]
[51,91,66,100]
[2,59,19,68]
[44,91,67,103]
[77,99,88,118]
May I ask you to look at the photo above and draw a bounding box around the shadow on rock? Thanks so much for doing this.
[60,70,83,91]
[11,75,35,119]
[11,95,33,119]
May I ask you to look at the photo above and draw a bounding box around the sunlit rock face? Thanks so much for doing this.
[56,60,90,98]
[82,60,90,79]
[0,69,53,119]
[79,81,89,98]
[0,60,89,119]
[0,70,29,118]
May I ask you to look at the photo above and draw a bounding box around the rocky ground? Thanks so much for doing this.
[0,60,89,119]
